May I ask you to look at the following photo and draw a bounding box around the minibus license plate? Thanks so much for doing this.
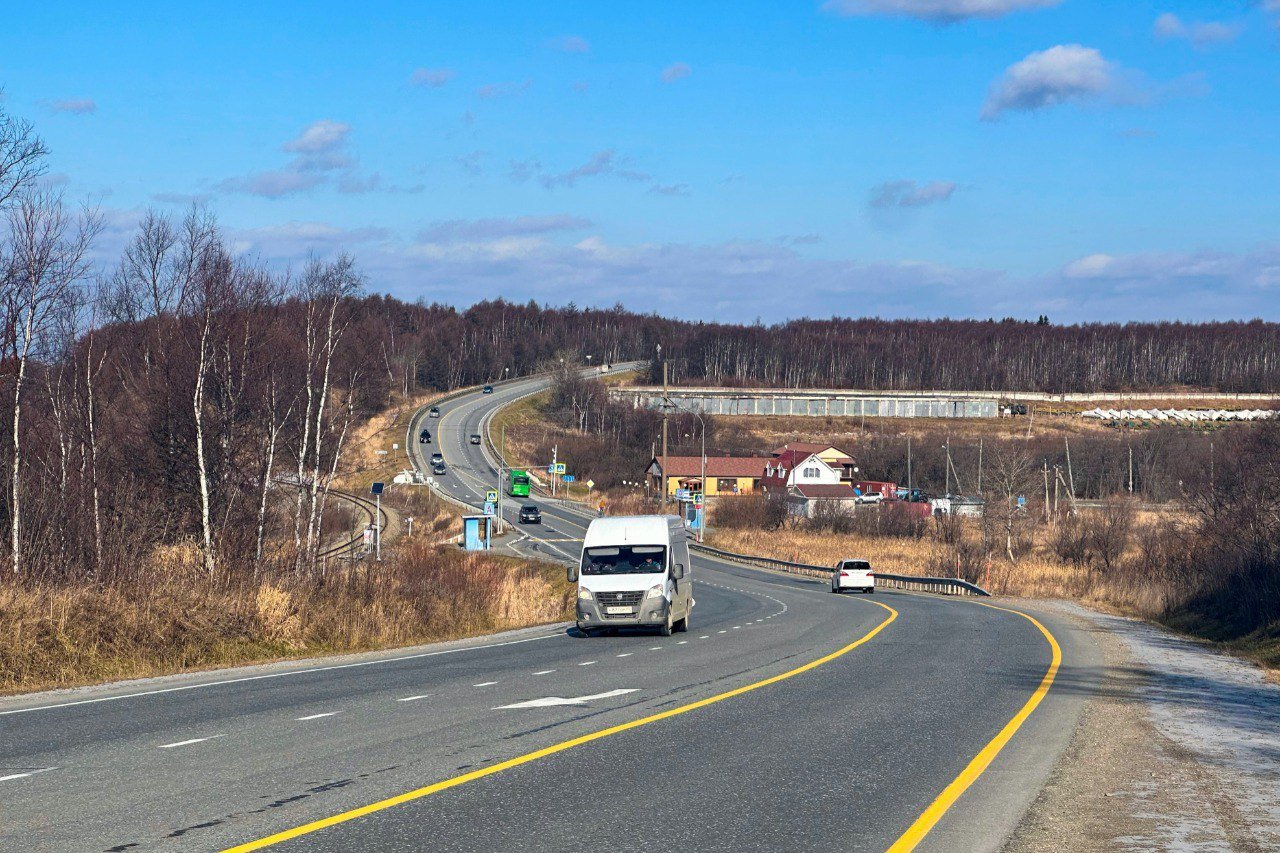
[606,606,633,615]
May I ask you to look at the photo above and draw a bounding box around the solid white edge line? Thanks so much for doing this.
[2,632,563,717]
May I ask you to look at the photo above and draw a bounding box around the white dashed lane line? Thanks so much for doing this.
[396,695,429,702]
[296,712,339,721]
[616,653,632,658]
[473,681,499,687]
[0,769,54,782]
[157,736,221,749]
[534,669,556,675]
[577,661,597,667]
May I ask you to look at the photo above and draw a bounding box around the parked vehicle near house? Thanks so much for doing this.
[831,560,874,593]
[571,515,693,637]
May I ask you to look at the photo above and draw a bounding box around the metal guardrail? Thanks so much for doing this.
[690,543,990,597]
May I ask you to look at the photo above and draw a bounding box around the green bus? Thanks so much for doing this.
[508,469,531,497]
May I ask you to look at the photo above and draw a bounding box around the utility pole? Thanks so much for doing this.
[1043,459,1050,523]
[944,438,951,496]
[977,438,984,494]
[1128,444,1134,496]
[907,436,913,494]
[1064,437,1078,514]
[661,357,669,511]
[1053,465,1060,517]
[551,444,558,498]
[498,425,506,523]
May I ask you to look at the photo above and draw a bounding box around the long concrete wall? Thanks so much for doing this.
[611,388,999,419]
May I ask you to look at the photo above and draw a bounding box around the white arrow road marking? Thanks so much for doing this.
[496,688,639,710]
[158,736,222,749]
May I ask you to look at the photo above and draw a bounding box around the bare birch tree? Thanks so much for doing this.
[1,190,100,573]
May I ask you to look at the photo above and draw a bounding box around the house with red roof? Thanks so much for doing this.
[772,442,857,482]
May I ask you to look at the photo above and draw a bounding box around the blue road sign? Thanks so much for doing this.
[563,475,575,483]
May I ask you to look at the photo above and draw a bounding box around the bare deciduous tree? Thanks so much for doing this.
[1,190,100,573]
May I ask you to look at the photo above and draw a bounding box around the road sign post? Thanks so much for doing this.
[371,482,384,561]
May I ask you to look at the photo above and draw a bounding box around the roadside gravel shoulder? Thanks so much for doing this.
[1005,601,1280,852]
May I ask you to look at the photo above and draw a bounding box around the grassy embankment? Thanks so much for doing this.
[0,391,575,697]
[707,520,1279,673]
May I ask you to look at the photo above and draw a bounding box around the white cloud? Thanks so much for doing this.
[981,44,1114,120]
[476,80,532,99]
[870,180,958,208]
[513,150,652,189]
[547,35,590,53]
[410,68,456,88]
[213,217,1280,323]
[49,98,96,115]
[230,221,392,257]
[418,215,592,243]
[281,119,350,154]
[220,120,406,199]
[661,62,692,83]
[1154,13,1241,47]
[823,0,1059,23]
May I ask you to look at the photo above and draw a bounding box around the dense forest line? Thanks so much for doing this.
[650,317,1280,393]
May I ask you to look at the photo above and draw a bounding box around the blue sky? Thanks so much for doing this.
[3,0,1279,322]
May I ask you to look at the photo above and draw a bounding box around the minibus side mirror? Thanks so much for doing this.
[567,563,579,583]
[673,562,685,579]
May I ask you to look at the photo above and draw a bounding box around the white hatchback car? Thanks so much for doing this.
[831,559,874,593]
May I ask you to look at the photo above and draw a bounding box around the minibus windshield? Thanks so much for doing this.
[581,545,667,575]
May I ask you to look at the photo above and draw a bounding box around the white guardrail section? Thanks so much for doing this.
[689,542,991,597]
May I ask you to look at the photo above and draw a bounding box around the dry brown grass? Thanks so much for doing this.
[708,513,1176,621]
[0,540,572,696]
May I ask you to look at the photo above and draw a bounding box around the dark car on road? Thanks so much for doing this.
[428,406,441,418]
[482,385,493,394]
[432,462,446,476]
[519,504,541,524]
[430,452,443,464]
[419,429,431,443]
[469,433,482,445]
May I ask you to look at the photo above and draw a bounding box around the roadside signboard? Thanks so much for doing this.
[371,482,384,495]
[563,475,575,483]
[675,488,692,501]
[552,463,567,475]
[483,501,496,516]
[585,479,594,490]
[485,489,498,504]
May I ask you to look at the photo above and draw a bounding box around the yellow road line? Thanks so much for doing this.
[885,600,1062,852]
[223,599,899,851]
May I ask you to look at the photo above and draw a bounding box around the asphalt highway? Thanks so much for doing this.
[0,372,1100,853]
